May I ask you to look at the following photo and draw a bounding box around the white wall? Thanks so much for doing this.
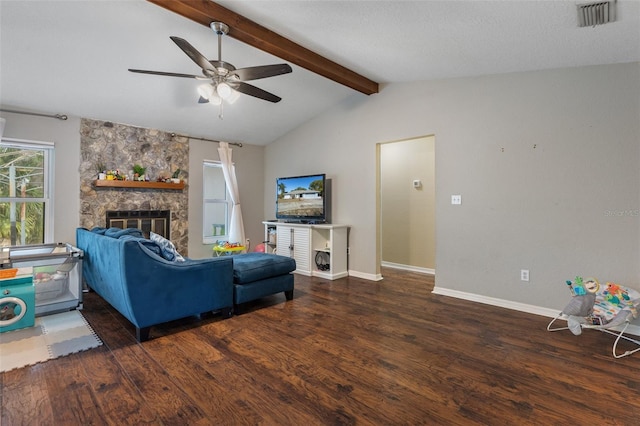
[264,62,640,312]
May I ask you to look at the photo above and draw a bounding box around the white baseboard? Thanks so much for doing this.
[348,270,383,281]
[432,286,640,337]
[381,261,435,275]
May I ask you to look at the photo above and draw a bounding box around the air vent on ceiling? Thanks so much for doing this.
[577,1,616,27]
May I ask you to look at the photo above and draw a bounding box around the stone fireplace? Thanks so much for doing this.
[79,119,189,255]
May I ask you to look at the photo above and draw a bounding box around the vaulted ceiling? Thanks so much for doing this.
[1,1,638,146]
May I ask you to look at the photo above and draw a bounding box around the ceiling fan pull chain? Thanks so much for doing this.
[218,102,224,120]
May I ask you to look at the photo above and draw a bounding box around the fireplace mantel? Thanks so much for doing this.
[93,180,185,190]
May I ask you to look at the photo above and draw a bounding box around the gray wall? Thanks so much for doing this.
[264,62,640,312]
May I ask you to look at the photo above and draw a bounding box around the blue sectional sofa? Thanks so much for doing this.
[76,227,297,342]
[77,227,234,341]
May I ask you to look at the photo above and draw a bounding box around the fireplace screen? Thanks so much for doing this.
[106,210,170,239]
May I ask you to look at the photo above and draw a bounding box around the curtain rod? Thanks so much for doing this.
[0,110,242,147]
[0,108,68,121]
[170,133,243,148]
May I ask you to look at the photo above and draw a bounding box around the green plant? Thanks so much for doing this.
[172,168,181,179]
[133,164,146,176]
[95,161,106,173]
[0,146,46,245]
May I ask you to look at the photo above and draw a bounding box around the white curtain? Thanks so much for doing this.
[217,142,246,247]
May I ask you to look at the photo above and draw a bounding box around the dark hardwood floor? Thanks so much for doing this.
[2,268,639,425]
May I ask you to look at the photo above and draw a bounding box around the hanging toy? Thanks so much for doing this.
[567,276,599,296]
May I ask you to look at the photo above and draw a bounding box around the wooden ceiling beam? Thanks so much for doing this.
[147,0,379,95]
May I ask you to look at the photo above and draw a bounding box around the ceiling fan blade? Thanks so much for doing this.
[170,36,215,73]
[128,69,204,79]
[234,82,282,103]
[232,64,292,82]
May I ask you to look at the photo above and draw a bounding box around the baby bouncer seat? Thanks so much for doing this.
[547,277,640,358]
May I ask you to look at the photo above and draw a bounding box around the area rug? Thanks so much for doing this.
[0,310,102,372]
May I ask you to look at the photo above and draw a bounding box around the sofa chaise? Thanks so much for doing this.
[232,252,295,313]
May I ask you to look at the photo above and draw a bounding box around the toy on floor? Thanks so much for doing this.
[548,276,640,358]
[561,277,600,334]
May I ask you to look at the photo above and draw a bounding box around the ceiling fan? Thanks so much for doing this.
[129,22,292,112]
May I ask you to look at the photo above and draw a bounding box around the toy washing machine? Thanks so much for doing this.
[0,275,35,333]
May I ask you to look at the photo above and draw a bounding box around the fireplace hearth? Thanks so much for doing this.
[106,210,170,239]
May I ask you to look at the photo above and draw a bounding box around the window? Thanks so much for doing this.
[203,161,229,244]
[0,138,54,247]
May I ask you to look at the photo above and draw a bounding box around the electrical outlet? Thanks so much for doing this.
[451,195,462,205]
[521,269,529,282]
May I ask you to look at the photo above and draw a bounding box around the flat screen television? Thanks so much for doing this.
[276,173,327,223]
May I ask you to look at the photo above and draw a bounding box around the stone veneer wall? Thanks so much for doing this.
[79,119,190,255]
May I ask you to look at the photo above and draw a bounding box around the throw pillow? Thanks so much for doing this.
[136,239,163,258]
[150,231,185,262]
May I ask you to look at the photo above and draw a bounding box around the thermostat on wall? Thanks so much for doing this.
[413,179,422,189]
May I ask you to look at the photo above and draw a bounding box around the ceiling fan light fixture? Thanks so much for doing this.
[208,91,223,106]
[216,82,233,99]
[227,89,241,104]
[197,84,214,100]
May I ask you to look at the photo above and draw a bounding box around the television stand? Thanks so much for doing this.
[263,221,349,280]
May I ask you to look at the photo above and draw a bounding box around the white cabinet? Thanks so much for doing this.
[276,225,312,275]
[263,222,349,280]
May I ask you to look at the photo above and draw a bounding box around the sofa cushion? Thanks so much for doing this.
[117,233,184,262]
[150,231,185,262]
[104,227,144,239]
[232,253,296,284]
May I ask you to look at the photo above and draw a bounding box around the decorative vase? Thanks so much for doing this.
[98,173,106,180]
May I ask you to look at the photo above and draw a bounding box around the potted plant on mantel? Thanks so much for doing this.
[132,164,146,181]
[171,168,181,184]
[95,161,106,180]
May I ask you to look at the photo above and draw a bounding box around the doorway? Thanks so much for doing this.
[377,135,435,275]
